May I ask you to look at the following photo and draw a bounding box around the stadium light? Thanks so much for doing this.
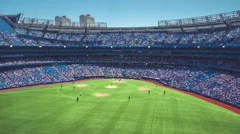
[148,46,151,49]
[111,46,113,48]
[39,46,42,48]
[86,46,88,48]
[197,46,200,48]
[9,45,13,48]
[64,46,66,48]
[222,46,225,48]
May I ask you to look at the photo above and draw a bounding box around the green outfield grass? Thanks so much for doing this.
[0,79,239,134]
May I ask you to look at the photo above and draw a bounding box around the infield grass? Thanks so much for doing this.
[0,79,239,134]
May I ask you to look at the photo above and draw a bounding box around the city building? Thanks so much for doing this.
[55,16,71,26]
[79,14,95,27]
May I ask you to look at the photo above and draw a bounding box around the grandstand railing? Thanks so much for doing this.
[18,17,107,28]
[158,10,240,27]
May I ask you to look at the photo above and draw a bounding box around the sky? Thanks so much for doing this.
[0,0,239,27]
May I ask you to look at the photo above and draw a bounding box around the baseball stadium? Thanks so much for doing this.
[0,1,240,134]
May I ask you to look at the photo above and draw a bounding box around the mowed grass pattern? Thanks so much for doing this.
[0,79,239,134]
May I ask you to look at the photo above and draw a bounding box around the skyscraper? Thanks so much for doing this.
[79,14,95,27]
[55,16,71,26]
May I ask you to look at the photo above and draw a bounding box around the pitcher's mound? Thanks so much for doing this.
[76,84,87,88]
[114,79,125,83]
[106,85,117,88]
[93,93,109,97]
[138,87,149,91]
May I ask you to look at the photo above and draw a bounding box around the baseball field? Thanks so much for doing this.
[0,79,239,134]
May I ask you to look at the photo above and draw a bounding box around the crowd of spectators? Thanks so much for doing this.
[3,69,34,87]
[0,73,15,88]
[0,27,238,47]
[41,66,68,82]
[0,57,68,67]
[0,56,239,71]
[23,68,52,84]
[0,64,239,107]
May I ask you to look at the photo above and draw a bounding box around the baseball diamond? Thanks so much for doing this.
[0,79,239,134]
